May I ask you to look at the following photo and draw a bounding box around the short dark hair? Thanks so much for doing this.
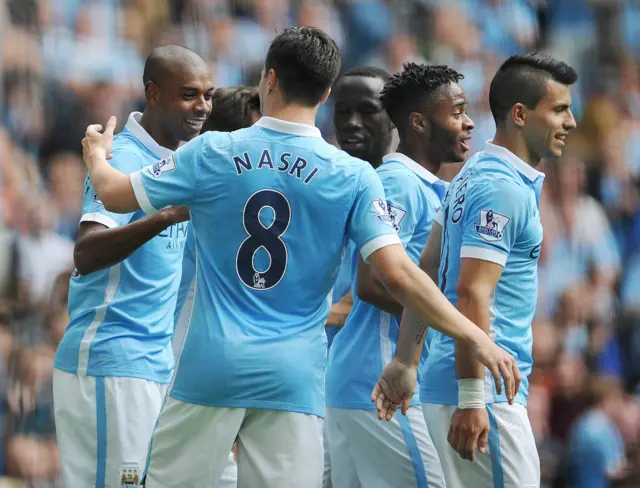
[202,86,260,133]
[143,44,207,87]
[265,26,341,107]
[380,63,464,133]
[489,53,578,126]
[339,66,391,84]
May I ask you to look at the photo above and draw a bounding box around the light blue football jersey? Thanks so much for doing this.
[326,239,357,350]
[129,116,401,417]
[54,112,188,384]
[173,225,196,354]
[420,141,544,406]
[326,153,447,409]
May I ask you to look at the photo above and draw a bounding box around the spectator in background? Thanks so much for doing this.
[569,376,629,488]
[17,196,73,313]
[46,152,85,241]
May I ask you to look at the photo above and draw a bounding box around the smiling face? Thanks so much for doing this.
[424,82,475,163]
[521,79,577,161]
[153,61,215,141]
[333,75,393,165]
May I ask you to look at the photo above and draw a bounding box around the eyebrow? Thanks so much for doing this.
[453,99,467,108]
[181,86,215,93]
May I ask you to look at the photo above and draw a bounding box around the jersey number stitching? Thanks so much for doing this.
[236,189,291,290]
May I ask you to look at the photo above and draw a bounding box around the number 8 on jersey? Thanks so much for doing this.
[236,189,292,290]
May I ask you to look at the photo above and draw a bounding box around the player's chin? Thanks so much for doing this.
[448,149,466,163]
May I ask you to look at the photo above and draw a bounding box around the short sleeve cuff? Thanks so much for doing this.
[130,171,158,215]
[435,209,444,226]
[361,234,402,263]
[460,245,507,267]
[80,213,119,229]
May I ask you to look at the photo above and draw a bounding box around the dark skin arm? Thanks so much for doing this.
[356,255,403,317]
[73,206,190,275]
[326,291,353,327]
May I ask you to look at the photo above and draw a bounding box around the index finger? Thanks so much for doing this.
[104,116,117,136]
[489,363,502,396]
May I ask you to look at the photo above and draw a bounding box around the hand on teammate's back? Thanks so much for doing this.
[447,407,489,462]
[371,358,417,421]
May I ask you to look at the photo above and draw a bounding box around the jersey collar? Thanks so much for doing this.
[483,141,544,182]
[382,152,439,184]
[255,116,322,138]
[125,112,173,159]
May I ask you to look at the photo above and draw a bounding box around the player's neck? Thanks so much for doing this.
[139,111,181,151]
[262,103,318,128]
[396,142,441,176]
[492,131,541,168]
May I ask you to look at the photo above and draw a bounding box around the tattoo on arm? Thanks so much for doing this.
[415,325,428,345]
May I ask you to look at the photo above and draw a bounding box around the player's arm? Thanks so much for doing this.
[448,181,527,460]
[326,291,353,327]
[396,222,442,367]
[83,117,202,215]
[82,118,139,213]
[345,166,519,419]
[357,173,422,317]
[454,258,502,388]
[356,256,403,316]
[73,207,189,275]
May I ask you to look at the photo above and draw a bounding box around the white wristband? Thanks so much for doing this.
[458,379,486,409]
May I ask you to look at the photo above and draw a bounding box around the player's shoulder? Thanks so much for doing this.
[322,146,376,180]
[464,152,529,199]
[377,161,425,193]
[109,129,149,168]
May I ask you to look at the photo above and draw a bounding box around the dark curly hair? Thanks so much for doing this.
[380,63,464,134]
[201,86,260,133]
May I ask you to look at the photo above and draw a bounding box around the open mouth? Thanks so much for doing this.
[184,118,207,130]
[459,137,471,152]
[555,133,568,146]
[341,136,366,148]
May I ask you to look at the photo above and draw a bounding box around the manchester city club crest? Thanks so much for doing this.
[120,465,141,487]
[474,209,510,242]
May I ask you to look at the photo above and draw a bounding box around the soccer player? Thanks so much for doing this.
[375,53,578,487]
[173,85,261,488]
[81,27,520,488]
[324,65,394,488]
[326,63,474,488]
[174,85,261,350]
[52,45,214,488]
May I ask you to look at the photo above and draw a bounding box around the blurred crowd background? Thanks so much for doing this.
[1,0,639,486]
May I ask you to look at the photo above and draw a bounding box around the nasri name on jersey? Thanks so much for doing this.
[233,149,321,185]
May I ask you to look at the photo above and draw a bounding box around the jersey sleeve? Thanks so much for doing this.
[378,170,423,248]
[130,135,205,214]
[80,150,144,227]
[459,180,527,267]
[346,164,402,262]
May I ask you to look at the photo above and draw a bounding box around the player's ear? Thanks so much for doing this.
[145,81,160,103]
[409,112,427,135]
[267,69,277,93]
[318,87,331,106]
[511,103,527,129]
